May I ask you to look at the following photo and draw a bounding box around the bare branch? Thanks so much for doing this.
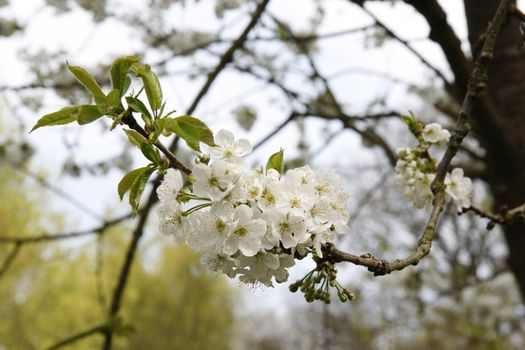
[5,160,104,221]
[252,112,297,151]
[348,1,454,91]
[463,202,525,228]
[185,0,271,116]
[0,243,21,279]
[402,0,471,97]
[0,213,132,244]
[46,324,107,350]
[254,24,375,42]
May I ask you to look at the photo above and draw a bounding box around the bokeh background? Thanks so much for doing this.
[1,0,525,349]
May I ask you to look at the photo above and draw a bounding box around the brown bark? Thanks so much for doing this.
[464,0,525,300]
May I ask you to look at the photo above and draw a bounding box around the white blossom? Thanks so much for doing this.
[223,205,266,256]
[156,127,352,287]
[157,201,187,243]
[209,129,252,164]
[192,159,238,200]
[422,123,450,144]
[445,168,472,210]
[395,123,472,212]
[156,168,183,203]
[264,209,308,249]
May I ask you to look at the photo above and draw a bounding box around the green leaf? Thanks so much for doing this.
[166,118,201,152]
[106,88,121,107]
[126,96,152,119]
[30,106,80,132]
[77,105,104,125]
[175,116,215,146]
[149,118,167,142]
[266,149,284,175]
[110,56,139,96]
[123,129,148,147]
[140,143,162,165]
[130,63,163,110]
[129,166,155,214]
[67,63,106,104]
[401,111,421,136]
[117,166,148,200]
[121,76,132,97]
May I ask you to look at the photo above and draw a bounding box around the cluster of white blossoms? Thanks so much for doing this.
[395,123,472,211]
[156,129,350,287]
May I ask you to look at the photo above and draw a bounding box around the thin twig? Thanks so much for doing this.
[463,202,525,228]
[0,213,132,244]
[4,160,104,221]
[252,112,297,151]
[0,243,21,279]
[272,17,398,166]
[349,1,453,91]
[186,0,271,116]
[120,110,191,175]
[46,324,107,350]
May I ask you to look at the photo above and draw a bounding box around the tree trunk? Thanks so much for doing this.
[464,0,525,300]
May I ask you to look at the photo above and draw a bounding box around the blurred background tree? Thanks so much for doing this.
[1,0,525,349]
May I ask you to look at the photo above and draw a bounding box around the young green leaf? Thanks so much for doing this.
[30,106,80,132]
[149,118,167,142]
[67,63,106,104]
[401,112,422,137]
[140,143,162,165]
[165,118,201,152]
[130,63,163,110]
[129,166,155,214]
[117,166,149,200]
[175,116,215,146]
[110,56,139,96]
[126,96,152,119]
[266,149,284,175]
[77,105,104,125]
[106,88,122,107]
[123,129,148,147]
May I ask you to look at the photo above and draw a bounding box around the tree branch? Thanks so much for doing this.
[463,202,525,228]
[46,324,107,350]
[0,243,21,279]
[4,159,104,221]
[120,110,191,175]
[348,1,454,91]
[326,0,513,276]
[402,0,471,97]
[0,213,132,244]
[185,0,271,116]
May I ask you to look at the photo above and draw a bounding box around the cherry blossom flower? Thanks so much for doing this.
[422,123,450,144]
